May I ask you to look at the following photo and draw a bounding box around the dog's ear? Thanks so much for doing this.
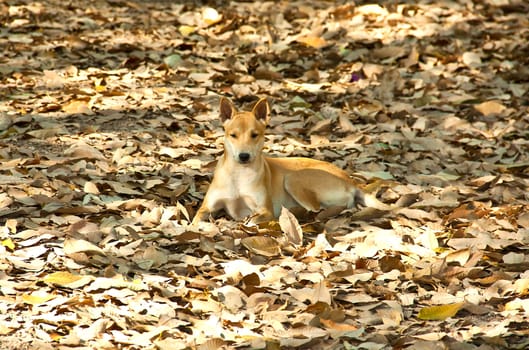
[219,97,235,122]
[252,98,270,124]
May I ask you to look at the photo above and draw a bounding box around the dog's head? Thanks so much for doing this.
[220,97,269,165]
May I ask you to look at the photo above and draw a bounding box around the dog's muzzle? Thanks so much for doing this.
[238,153,251,164]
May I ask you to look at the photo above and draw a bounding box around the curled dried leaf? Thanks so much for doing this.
[279,207,303,246]
[241,236,281,257]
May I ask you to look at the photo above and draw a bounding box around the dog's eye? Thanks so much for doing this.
[251,132,259,139]
[229,133,237,138]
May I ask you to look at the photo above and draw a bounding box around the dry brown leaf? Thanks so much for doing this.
[140,246,168,268]
[65,141,106,160]
[62,99,92,114]
[445,249,470,266]
[241,236,281,257]
[474,100,506,116]
[320,318,358,331]
[279,206,303,246]
[373,46,407,60]
[197,338,228,350]
[296,35,327,49]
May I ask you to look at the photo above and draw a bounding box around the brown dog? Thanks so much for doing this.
[192,97,389,224]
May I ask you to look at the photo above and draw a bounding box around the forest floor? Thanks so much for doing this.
[1,0,529,349]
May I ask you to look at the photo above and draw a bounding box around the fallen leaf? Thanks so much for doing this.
[279,207,303,246]
[43,70,65,89]
[43,271,93,288]
[241,236,281,257]
[62,99,92,114]
[65,141,106,160]
[320,318,358,331]
[202,7,222,26]
[64,237,105,256]
[474,100,506,116]
[373,46,407,60]
[21,291,56,305]
[418,302,465,321]
[2,238,15,250]
[296,36,327,49]
[178,26,195,37]
[461,51,482,67]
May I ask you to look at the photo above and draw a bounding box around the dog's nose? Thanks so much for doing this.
[238,153,250,163]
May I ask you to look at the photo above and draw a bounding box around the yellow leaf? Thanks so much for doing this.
[93,77,106,92]
[22,292,56,305]
[179,25,196,36]
[418,302,465,321]
[44,271,82,284]
[43,271,92,288]
[49,332,63,341]
[297,36,327,49]
[2,238,15,250]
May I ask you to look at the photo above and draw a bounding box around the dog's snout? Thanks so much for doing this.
[238,153,251,163]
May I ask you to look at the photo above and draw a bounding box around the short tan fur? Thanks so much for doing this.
[192,97,389,224]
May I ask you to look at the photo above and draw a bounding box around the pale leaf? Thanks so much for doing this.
[202,7,222,26]
[83,181,100,194]
[279,207,303,246]
[461,51,482,67]
[214,285,246,312]
[64,238,105,256]
[503,252,524,264]
[65,141,106,160]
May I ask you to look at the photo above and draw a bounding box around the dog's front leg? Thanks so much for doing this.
[191,203,211,225]
[246,192,274,224]
[191,187,220,225]
[249,207,274,224]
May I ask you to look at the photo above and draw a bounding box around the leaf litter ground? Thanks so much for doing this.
[1,0,529,349]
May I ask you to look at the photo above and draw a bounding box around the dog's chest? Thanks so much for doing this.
[227,166,263,196]
[216,166,266,218]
